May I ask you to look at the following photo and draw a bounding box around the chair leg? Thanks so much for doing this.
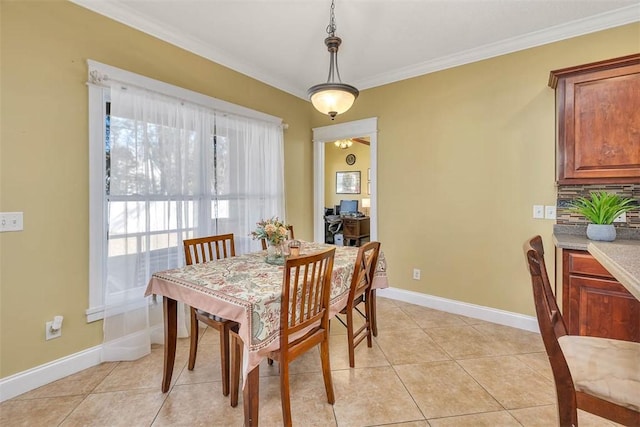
[229,332,242,408]
[280,355,292,427]
[370,289,378,337]
[346,305,356,368]
[188,307,198,370]
[219,324,231,397]
[320,335,335,404]
[365,290,373,348]
[555,383,578,427]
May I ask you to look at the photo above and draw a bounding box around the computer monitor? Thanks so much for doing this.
[339,199,358,214]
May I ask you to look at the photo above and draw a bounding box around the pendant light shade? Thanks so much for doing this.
[308,1,359,120]
[308,82,359,119]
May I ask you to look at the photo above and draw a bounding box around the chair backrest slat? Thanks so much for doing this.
[184,233,236,266]
[281,248,335,340]
[524,236,568,342]
[348,242,381,307]
[523,236,575,412]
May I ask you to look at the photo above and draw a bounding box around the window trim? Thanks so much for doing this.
[86,60,282,322]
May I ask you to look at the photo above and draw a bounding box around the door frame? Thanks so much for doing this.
[312,117,378,243]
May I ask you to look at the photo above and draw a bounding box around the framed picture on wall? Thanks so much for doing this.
[336,171,361,194]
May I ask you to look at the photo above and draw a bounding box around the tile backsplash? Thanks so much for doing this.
[556,184,640,229]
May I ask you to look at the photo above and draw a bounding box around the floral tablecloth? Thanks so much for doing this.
[145,241,387,376]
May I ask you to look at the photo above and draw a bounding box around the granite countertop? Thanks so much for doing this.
[553,225,640,300]
[587,240,640,300]
[552,233,592,251]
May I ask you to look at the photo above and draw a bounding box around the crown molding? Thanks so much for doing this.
[71,1,639,99]
[354,4,640,91]
[69,0,303,98]
[354,5,640,90]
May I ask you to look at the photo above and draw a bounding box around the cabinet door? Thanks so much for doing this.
[567,275,640,342]
[551,55,640,184]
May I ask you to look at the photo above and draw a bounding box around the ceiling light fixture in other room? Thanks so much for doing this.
[307,0,359,120]
[334,139,353,149]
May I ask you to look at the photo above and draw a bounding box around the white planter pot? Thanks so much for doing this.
[586,224,616,241]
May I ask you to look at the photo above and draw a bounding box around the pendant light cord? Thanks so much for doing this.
[325,0,342,84]
[307,0,359,119]
[326,0,336,37]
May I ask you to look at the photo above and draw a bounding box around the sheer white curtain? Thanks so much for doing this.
[214,114,285,253]
[102,83,285,361]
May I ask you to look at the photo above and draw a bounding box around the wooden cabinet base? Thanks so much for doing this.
[562,250,640,342]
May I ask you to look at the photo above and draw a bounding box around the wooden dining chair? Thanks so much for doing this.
[260,223,294,368]
[523,236,639,426]
[260,225,295,250]
[183,233,239,400]
[335,241,381,367]
[230,247,336,424]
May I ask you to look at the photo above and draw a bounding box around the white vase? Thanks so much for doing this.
[586,224,616,242]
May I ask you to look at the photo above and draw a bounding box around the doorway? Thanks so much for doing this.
[312,117,378,243]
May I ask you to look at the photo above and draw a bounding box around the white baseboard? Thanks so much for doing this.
[0,345,102,402]
[0,290,538,403]
[376,287,540,333]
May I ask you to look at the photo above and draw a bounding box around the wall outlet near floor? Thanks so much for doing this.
[613,212,627,223]
[412,268,421,280]
[45,322,61,340]
[45,316,63,340]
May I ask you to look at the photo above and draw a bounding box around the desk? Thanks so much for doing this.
[342,216,370,247]
[145,242,387,426]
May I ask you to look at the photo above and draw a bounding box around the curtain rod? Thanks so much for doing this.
[86,69,288,129]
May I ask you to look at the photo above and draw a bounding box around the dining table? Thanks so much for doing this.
[145,241,388,426]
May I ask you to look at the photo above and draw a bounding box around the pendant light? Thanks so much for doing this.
[307,0,359,120]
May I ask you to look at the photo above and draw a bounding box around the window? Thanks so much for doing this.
[87,60,284,322]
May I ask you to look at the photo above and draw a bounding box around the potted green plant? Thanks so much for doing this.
[569,191,637,241]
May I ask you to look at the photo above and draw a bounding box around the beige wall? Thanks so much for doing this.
[324,142,371,210]
[0,1,312,377]
[312,23,639,316]
[1,0,638,380]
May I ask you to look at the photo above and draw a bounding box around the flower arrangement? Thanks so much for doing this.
[251,217,290,246]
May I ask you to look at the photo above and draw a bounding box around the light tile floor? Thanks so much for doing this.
[1,297,622,426]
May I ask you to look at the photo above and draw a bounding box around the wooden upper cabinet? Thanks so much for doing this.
[549,54,640,184]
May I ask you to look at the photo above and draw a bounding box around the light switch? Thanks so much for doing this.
[533,205,544,219]
[0,212,23,232]
[545,206,557,220]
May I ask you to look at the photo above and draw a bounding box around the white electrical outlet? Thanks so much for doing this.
[45,321,62,340]
[412,268,421,280]
[545,205,556,220]
[613,212,627,223]
[533,205,544,219]
[0,212,23,232]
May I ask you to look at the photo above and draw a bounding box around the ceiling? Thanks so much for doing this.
[71,0,639,99]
